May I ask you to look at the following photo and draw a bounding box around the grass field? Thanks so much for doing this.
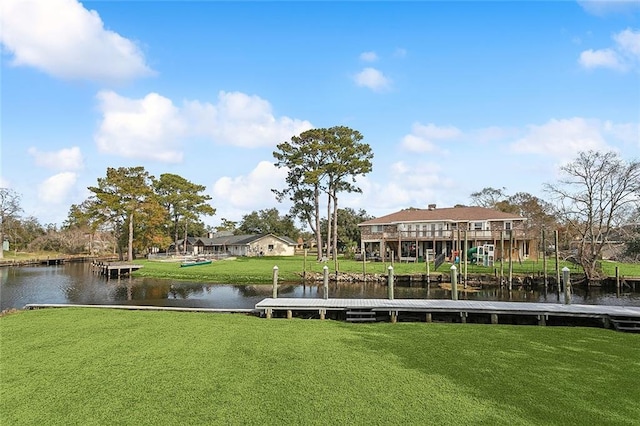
[133,255,592,284]
[1,308,639,425]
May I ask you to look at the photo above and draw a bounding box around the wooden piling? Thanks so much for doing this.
[323,265,329,300]
[508,230,513,291]
[272,266,279,299]
[554,230,561,296]
[538,315,546,326]
[388,266,394,300]
[362,250,366,281]
[303,249,307,281]
[450,265,458,300]
[542,229,548,291]
[562,267,571,305]
[500,231,505,287]
[463,230,468,289]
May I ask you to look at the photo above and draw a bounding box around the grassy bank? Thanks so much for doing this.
[2,309,639,425]
[133,255,590,284]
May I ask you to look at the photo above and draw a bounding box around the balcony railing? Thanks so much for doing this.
[369,229,528,240]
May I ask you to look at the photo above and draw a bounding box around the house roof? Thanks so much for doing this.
[359,206,525,226]
[191,233,297,247]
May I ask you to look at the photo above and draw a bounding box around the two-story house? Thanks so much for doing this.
[358,205,536,264]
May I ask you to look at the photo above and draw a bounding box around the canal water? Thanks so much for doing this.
[1,262,639,311]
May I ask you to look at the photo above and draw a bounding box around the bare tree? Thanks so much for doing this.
[544,151,640,281]
[0,188,23,259]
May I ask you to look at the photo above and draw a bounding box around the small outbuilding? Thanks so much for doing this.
[173,233,297,257]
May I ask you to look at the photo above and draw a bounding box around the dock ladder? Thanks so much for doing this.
[346,309,377,323]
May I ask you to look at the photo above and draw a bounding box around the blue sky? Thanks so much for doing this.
[1,0,639,228]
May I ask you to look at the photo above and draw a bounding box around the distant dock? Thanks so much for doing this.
[92,261,143,279]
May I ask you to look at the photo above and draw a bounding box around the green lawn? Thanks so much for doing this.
[133,255,587,283]
[2,309,639,425]
[600,260,640,277]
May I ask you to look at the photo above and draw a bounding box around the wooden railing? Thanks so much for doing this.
[366,230,528,240]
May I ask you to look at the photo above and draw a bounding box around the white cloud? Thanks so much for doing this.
[28,146,84,171]
[359,51,378,62]
[212,161,287,210]
[0,0,153,82]
[579,48,624,70]
[354,67,391,92]
[94,90,312,162]
[510,118,610,158]
[578,1,640,17]
[95,91,186,163]
[401,123,462,153]
[0,177,10,188]
[614,28,640,58]
[343,161,454,215]
[38,172,77,204]
[184,91,312,148]
[579,28,640,72]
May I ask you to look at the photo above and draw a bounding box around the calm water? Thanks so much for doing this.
[1,262,639,311]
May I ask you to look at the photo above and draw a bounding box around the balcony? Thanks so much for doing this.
[363,229,528,241]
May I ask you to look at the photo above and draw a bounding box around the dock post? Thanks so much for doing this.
[616,266,620,291]
[266,308,272,319]
[362,251,367,281]
[450,265,458,300]
[323,265,329,300]
[391,311,397,323]
[287,310,292,319]
[542,229,548,291]
[425,250,430,285]
[491,313,498,324]
[555,230,561,298]
[272,266,279,299]
[508,230,513,291]
[320,309,326,320]
[562,267,571,305]
[387,266,394,300]
[426,313,432,323]
[303,249,307,281]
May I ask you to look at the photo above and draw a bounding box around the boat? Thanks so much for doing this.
[180,260,212,268]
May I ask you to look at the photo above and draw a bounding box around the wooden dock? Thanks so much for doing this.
[92,261,143,279]
[23,303,258,315]
[255,298,640,332]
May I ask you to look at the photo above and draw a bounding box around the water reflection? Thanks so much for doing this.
[1,263,639,311]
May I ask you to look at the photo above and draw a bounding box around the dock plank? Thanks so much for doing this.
[255,298,640,318]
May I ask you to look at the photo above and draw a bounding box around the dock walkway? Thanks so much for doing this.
[255,298,640,331]
[92,261,143,279]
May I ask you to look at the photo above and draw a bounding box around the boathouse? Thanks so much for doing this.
[358,205,537,263]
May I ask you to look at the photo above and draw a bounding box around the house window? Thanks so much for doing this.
[504,221,512,230]
[473,222,484,231]
[371,225,382,233]
[268,244,274,251]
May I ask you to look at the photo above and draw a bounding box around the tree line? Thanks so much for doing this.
[1,128,639,283]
